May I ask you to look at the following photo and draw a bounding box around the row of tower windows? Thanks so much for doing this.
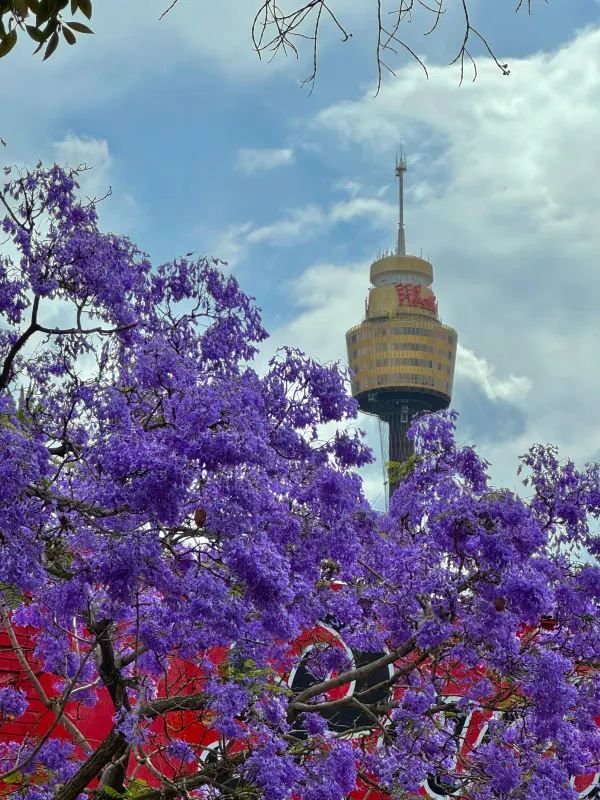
[372,358,452,372]
[372,271,429,287]
[350,327,455,343]
[352,343,453,358]
[388,341,435,353]
[355,374,451,392]
[371,342,436,354]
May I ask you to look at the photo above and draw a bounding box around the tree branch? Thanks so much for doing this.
[37,322,136,337]
[53,730,128,800]
[0,605,94,782]
[140,691,207,717]
[290,636,416,707]
[0,296,40,391]
[26,485,130,519]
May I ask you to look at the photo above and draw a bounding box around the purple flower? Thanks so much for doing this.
[0,686,28,720]
[167,739,196,765]
[301,712,329,736]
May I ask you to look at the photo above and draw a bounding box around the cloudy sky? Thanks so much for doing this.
[1,0,599,505]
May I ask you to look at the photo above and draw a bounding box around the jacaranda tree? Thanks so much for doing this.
[0,164,599,800]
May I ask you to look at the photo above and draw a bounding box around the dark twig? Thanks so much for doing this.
[249,0,519,90]
[159,0,180,20]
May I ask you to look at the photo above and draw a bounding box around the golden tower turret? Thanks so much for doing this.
[346,157,457,491]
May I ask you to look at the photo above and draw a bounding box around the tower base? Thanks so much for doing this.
[355,388,450,496]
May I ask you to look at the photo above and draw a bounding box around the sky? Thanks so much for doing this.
[1,0,599,506]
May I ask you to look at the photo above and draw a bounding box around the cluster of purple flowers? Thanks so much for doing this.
[0,686,28,720]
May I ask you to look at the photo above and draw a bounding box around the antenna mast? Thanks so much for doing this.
[395,152,407,256]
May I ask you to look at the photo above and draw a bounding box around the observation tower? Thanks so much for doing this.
[346,157,457,495]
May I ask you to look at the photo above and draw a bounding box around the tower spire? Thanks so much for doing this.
[395,152,407,256]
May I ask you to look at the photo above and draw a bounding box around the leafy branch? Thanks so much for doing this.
[0,0,93,62]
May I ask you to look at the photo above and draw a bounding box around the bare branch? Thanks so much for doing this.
[160,0,180,20]
[450,0,510,84]
[0,296,40,391]
[251,1,350,89]
[36,322,136,337]
[247,0,521,90]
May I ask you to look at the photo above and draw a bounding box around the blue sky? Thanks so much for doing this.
[2,0,599,505]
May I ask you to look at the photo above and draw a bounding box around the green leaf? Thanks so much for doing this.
[62,24,75,43]
[101,789,122,800]
[0,28,17,58]
[2,771,24,784]
[0,582,23,610]
[387,453,420,485]
[42,27,58,58]
[14,0,30,16]
[36,0,52,25]
[70,0,77,12]
[26,23,46,41]
[125,779,150,799]
[66,19,92,33]
[77,0,91,18]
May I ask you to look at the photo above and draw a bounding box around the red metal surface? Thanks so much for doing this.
[1,624,599,798]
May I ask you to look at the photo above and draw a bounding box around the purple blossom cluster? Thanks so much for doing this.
[0,166,599,800]
[0,686,28,720]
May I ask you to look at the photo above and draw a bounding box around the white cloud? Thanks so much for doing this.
[334,179,362,197]
[53,134,112,202]
[330,196,394,227]
[246,205,327,246]
[269,259,365,358]
[155,0,298,80]
[0,0,296,168]
[455,345,532,405]
[237,147,295,173]
[51,133,139,234]
[212,190,394,267]
[53,132,111,168]
[205,222,254,266]
[312,28,600,266]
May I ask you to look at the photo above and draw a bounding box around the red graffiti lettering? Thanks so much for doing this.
[395,283,438,315]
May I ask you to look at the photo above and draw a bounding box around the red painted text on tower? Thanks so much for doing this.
[395,283,438,315]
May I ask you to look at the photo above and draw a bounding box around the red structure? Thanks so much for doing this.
[1,623,599,798]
